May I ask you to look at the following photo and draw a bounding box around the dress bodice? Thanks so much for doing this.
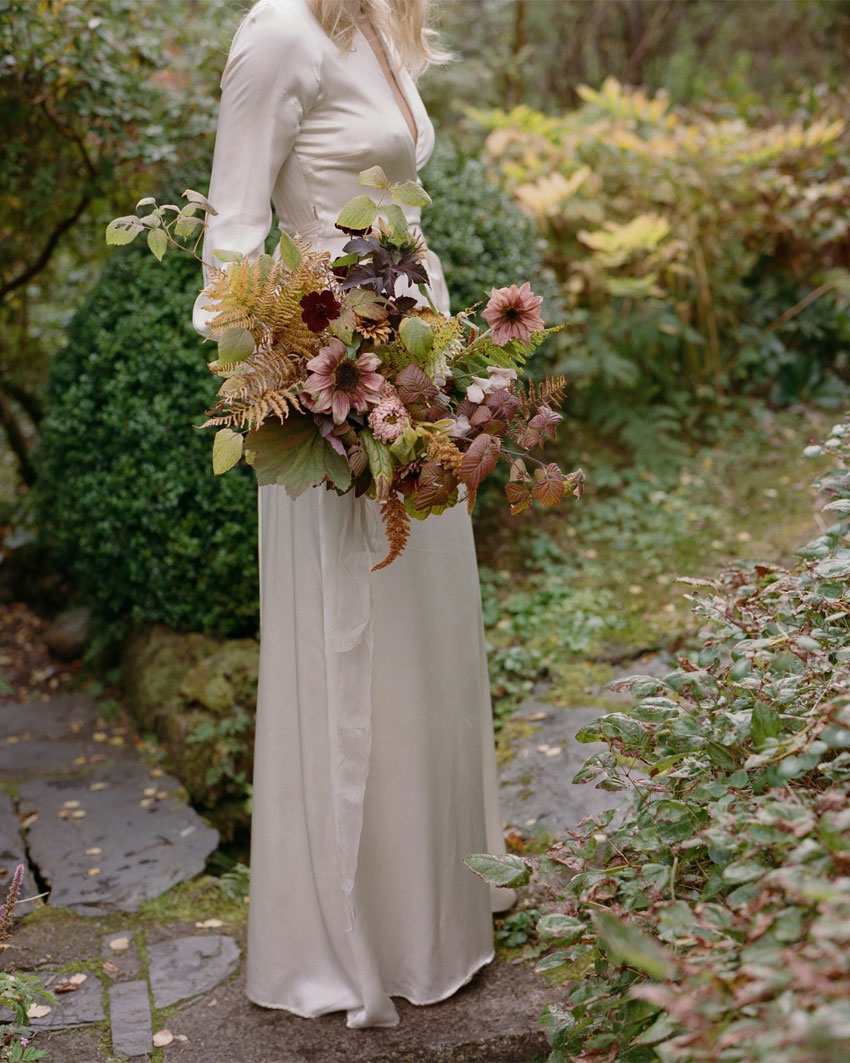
[194,0,448,335]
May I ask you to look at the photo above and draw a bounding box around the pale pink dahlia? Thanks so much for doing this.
[481,282,545,346]
[368,389,411,443]
[303,338,384,424]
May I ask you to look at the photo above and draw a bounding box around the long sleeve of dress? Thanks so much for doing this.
[193,0,321,336]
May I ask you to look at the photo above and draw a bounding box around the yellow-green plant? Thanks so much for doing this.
[474,79,850,407]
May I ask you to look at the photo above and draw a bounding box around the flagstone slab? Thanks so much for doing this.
[0,696,100,741]
[109,979,153,1058]
[17,762,219,913]
[20,968,106,1030]
[0,790,36,916]
[147,934,241,1009]
[0,696,127,780]
[499,702,629,838]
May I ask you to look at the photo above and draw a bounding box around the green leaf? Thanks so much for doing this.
[399,316,434,359]
[146,227,168,262]
[593,911,675,979]
[361,428,394,498]
[633,1013,677,1047]
[247,415,352,496]
[278,230,302,270]
[751,700,780,746]
[537,914,586,945]
[182,188,217,214]
[336,195,378,231]
[105,216,144,246]
[464,852,531,888]
[213,248,245,264]
[381,203,411,243]
[359,165,389,188]
[216,327,255,365]
[389,180,432,207]
[212,429,244,475]
[174,215,203,239]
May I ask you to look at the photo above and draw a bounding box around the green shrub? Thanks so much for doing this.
[421,139,560,321]
[472,419,850,1062]
[34,246,259,637]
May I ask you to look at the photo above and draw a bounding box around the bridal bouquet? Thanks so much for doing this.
[106,167,584,568]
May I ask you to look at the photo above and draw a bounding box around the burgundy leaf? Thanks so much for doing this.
[458,433,501,490]
[531,463,565,507]
[505,480,533,515]
[396,363,439,406]
[528,404,563,444]
[415,460,456,509]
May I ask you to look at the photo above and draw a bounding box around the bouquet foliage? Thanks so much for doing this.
[107,166,583,567]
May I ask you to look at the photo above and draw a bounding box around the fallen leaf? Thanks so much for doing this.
[72,756,87,765]
[153,1029,174,1047]
[108,736,124,746]
[92,731,107,742]
[195,919,224,929]
[89,782,109,791]
[526,711,547,721]
[71,809,87,818]
[20,812,38,828]
[102,961,120,975]
[54,981,80,994]
[139,798,154,807]
[149,768,165,778]
[175,1034,189,1042]
[108,936,130,951]
[85,847,102,855]
[68,973,87,985]
[155,790,170,800]
[143,786,157,796]
[27,1004,52,1018]
[88,868,101,876]
[62,800,81,809]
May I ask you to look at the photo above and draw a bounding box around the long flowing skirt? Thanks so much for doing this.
[245,485,509,1028]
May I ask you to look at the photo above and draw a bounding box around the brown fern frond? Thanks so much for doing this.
[371,492,411,571]
[516,374,568,415]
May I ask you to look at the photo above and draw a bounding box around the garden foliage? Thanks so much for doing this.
[34,246,259,638]
[473,420,850,1062]
[477,79,850,423]
[420,141,558,319]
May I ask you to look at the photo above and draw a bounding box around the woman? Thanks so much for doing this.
[194,0,513,1029]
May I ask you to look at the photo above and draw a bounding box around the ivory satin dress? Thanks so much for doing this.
[193,0,513,1029]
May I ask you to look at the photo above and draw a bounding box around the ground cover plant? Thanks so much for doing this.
[478,404,830,727]
[471,418,850,1062]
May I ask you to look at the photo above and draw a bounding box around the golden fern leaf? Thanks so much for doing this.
[205,350,305,431]
[371,492,411,571]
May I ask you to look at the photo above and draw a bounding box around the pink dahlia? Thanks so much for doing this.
[481,282,544,346]
[303,338,384,424]
[368,389,411,443]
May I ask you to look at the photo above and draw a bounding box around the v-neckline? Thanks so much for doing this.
[355,23,419,153]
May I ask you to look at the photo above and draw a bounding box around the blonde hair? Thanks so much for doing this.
[307,0,449,76]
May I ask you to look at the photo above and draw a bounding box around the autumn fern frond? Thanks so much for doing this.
[371,492,410,571]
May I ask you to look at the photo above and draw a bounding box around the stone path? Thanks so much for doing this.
[0,685,640,1061]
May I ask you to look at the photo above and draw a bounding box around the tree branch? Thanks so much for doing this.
[0,391,36,487]
[0,193,91,302]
